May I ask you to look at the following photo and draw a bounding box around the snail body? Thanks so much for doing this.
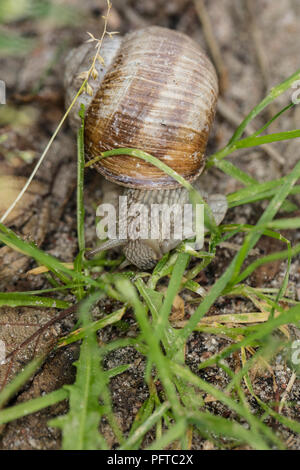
[65,26,227,269]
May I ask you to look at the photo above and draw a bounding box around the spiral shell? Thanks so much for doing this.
[64,34,123,131]
[66,26,218,189]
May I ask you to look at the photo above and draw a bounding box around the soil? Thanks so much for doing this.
[0,0,299,450]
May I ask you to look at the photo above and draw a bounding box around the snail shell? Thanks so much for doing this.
[64,34,123,132]
[65,26,218,189]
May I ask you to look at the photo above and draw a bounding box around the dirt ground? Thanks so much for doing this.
[0,0,299,449]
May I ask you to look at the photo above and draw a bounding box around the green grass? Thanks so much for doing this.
[0,66,300,450]
[0,0,82,25]
[0,0,82,57]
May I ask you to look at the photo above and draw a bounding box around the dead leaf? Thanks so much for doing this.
[169,294,185,322]
[0,306,62,390]
[0,174,48,226]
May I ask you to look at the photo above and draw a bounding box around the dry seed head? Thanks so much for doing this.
[86,32,97,43]
[107,31,119,38]
[91,67,98,80]
[85,83,93,96]
[70,0,114,99]
[97,55,105,65]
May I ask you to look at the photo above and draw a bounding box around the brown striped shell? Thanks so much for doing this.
[66,26,218,189]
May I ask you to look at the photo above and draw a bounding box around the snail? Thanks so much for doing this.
[64,26,227,269]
